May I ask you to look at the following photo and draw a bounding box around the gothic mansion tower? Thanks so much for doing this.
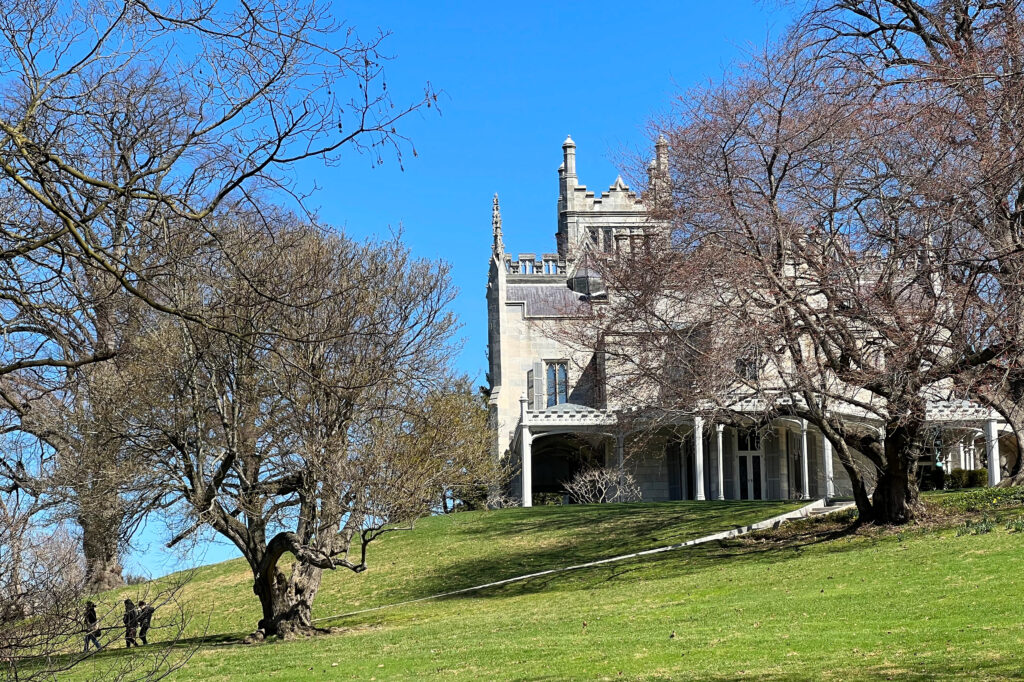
[486,137,1017,507]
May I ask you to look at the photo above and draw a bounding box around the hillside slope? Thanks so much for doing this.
[74,494,1024,680]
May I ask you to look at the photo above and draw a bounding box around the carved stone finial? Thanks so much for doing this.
[492,193,504,257]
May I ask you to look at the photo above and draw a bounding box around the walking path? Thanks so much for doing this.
[312,498,854,625]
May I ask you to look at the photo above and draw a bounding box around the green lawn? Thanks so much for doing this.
[72,495,1024,680]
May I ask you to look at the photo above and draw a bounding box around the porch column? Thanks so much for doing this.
[520,395,532,507]
[521,428,533,507]
[694,416,705,501]
[968,440,977,470]
[615,434,625,471]
[715,423,725,501]
[958,441,965,470]
[800,419,810,500]
[822,433,835,501]
[985,419,1001,486]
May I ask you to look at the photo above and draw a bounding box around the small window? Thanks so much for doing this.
[603,228,613,252]
[546,361,568,407]
[527,369,534,407]
[589,228,600,247]
[736,356,759,381]
[737,428,761,452]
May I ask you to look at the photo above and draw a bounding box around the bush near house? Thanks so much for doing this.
[945,467,988,490]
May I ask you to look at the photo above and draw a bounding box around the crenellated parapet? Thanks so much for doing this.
[503,252,566,275]
[555,135,665,261]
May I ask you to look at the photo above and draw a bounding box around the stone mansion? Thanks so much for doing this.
[486,136,1020,506]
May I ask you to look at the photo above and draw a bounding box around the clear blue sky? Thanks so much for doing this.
[129,0,796,576]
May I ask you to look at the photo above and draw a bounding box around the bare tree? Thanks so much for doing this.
[0,0,436,590]
[0,0,434,356]
[794,0,1024,484]
[0,286,158,592]
[564,26,1011,524]
[119,222,494,639]
[0,491,198,681]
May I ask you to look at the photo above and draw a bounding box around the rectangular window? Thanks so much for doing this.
[736,356,759,381]
[546,361,568,407]
[603,228,613,252]
[527,369,534,407]
[737,428,761,452]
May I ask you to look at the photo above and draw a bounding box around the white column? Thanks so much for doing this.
[519,395,532,507]
[958,441,965,471]
[615,434,625,471]
[694,416,705,501]
[969,440,977,470]
[521,427,533,507]
[822,433,834,501]
[985,419,1001,486]
[715,424,725,501]
[800,419,810,500]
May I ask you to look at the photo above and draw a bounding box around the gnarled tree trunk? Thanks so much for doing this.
[80,512,123,593]
[249,533,329,640]
[870,425,922,525]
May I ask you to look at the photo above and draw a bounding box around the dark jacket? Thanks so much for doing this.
[84,605,99,631]
[123,607,138,629]
[138,606,154,629]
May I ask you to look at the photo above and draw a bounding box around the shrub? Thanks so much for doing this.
[486,491,521,509]
[945,468,988,490]
[564,467,643,504]
[946,468,968,489]
[969,468,989,488]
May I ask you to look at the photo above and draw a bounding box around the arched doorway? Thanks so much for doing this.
[531,433,606,496]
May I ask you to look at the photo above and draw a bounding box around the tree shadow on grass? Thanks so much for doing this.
[320,501,804,610]
[13,631,248,680]
[435,519,866,602]
[319,514,868,630]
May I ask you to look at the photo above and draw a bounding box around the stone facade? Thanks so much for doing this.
[486,137,1018,507]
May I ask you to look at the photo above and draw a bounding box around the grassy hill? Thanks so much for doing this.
[72,493,1024,680]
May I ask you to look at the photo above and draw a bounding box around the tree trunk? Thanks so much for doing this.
[250,542,326,639]
[821,425,875,524]
[80,514,123,593]
[844,464,875,524]
[870,426,921,525]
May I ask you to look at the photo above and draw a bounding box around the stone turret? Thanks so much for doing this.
[554,136,649,262]
[646,134,671,212]
[492,193,504,258]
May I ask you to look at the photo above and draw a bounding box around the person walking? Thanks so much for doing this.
[123,599,139,648]
[137,600,155,645]
[83,601,102,652]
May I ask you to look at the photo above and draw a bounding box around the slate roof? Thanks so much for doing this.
[506,283,588,317]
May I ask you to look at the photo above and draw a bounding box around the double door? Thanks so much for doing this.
[737,454,764,500]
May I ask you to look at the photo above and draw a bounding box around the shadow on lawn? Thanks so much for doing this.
[15,631,249,679]
[313,501,800,616]
[435,518,866,602]
[393,502,798,598]
[318,512,867,630]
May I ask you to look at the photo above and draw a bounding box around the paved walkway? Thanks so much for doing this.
[313,498,853,625]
